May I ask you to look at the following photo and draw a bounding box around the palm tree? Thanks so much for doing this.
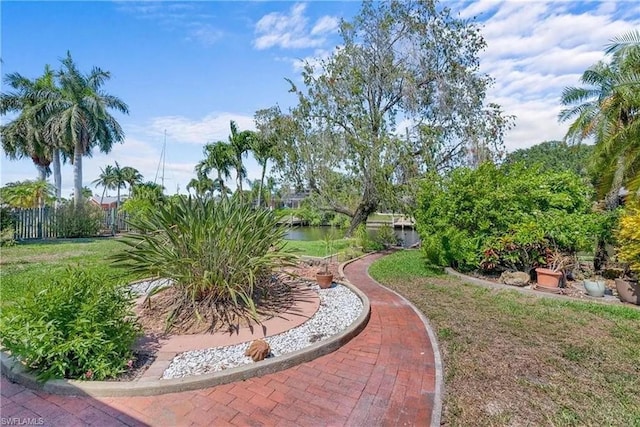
[0,180,55,209]
[187,173,215,198]
[44,52,129,208]
[132,181,164,199]
[227,121,254,197]
[250,131,279,208]
[0,66,65,196]
[196,141,234,198]
[92,164,116,206]
[559,30,640,202]
[121,166,143,196]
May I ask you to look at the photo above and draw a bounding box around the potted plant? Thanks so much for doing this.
[583,278,606,297]
[614,201,640,304]
[535,250,575,289]
[316,230,336,289]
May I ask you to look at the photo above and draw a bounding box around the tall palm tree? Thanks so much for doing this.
[227,121,253,197]
[44,52,129,208]
[196,141,234,198]
[250,131,278,208]
[0,66,65,195]
[559,30,640,202]
[121,166,143,196]
[92,164,116,205]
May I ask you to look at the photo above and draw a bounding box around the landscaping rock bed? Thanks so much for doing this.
[162,282,363,378]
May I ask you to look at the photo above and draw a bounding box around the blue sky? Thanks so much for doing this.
[1,1,639,197]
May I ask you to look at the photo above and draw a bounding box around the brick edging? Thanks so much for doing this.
[0,281,371,397]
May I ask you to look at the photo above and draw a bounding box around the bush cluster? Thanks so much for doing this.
[0,207,16,246]
[415,163,602,272]
[112,196,297,330]
[617,200,640,277]
[0,268,139,381]
[55,202,102,238]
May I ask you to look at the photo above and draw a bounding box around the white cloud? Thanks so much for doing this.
[311,16,339,36]
[473,0,640,152]
[186,23,224,46]
[137,112,256,145]
[254,3,339,50]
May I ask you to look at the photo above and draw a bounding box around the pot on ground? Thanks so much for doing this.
[583,280,606,298]
[615,278,640,305]
[316,272,334,289]
[535,268,563,288]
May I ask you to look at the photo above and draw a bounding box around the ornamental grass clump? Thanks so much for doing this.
[112,196,297,331]
[0,268,139,381]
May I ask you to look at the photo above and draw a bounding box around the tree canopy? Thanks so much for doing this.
[504,140,594,178]
[272,0,511,234]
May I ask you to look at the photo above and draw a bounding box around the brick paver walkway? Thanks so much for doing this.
[1,253,439,426]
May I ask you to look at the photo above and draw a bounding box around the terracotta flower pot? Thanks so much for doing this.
[316,272,334,289]
[615,278,640,305]
[535,267,562,288]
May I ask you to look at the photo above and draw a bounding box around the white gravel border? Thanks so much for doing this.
[160,282,363,379]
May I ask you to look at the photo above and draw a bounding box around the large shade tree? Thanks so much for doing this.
[45,52,129,208]
[276,0,510,235]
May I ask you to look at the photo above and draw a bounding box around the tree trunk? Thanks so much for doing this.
[37,166,47,181]
[52,148,62,206]
[257,162,267,208]
[73,140,83,209]
[345,181,379,236]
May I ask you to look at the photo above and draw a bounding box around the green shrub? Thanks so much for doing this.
[0,207,16,230]
[0,268,139,381]
[112,196,297,330]
[617,200,640,277]
[0,226,16,247]
[354,224,383,252]
[376,223,399,248]
[55,202,102,238]
[415,163,601,272]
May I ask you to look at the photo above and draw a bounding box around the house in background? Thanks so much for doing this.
[89,195,128,210]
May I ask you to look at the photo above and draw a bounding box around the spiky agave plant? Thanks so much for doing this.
[111,195,296,331]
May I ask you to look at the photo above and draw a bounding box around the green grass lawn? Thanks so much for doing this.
[0,238,139,304]
[0,237,355,305]
[370,250,640,427]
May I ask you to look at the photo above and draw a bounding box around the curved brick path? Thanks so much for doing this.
[1,253,440,426]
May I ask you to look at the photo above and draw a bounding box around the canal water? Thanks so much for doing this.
[284,226,420,248]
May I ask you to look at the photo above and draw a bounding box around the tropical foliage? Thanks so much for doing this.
[415,163,601,272]
[0,268,139,381]
[504,140,594,178]
[0,180,55,208]
[616,200,640,277]
[111,196,297,331]
[1,53,128,208]
[0,66,62,193]
[54,201,103,238]
[120,181,166,225]
[559,30,640,201]
[92,162,142,207]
